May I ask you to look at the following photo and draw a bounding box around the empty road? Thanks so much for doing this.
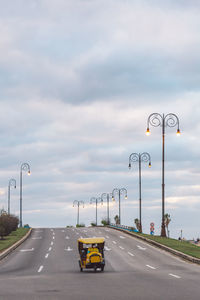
[0,227,200,299]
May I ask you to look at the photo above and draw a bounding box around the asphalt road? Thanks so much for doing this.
[0,227,200,299]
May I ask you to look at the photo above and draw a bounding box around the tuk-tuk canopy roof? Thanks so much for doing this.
[78,237,105,244]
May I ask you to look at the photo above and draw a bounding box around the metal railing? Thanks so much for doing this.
[109,223,138,233]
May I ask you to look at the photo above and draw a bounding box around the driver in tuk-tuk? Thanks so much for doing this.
[87,244,99,254]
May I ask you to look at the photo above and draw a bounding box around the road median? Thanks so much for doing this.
[108,225,200,265]
[0,228,32,261]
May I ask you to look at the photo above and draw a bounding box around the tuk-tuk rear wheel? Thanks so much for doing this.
[79,261,83,272]
[101,266,104,272]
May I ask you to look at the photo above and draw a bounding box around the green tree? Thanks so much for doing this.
[0,211,19,239]
[114,215,120,225]
[0,224,6,240]
[134,218,140,231]
[164,213,171,237]
[90,222,96,227]
[101,218,110,226]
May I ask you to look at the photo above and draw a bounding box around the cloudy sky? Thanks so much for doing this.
[0,0,200,239]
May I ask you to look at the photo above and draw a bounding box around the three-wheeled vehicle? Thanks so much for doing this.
[78,237,105,272]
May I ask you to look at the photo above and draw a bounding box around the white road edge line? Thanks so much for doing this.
[38,266,43,273]
[128,252,135,257]
[45,253,49,258]
[169,273,181,279]
[146,264,156,270]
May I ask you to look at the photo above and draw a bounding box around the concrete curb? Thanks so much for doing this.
[0,228,32,261]
[108,226,200,265]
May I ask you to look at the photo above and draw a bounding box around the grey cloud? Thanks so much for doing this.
[0,1,199,238]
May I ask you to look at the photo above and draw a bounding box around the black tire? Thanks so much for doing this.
[79,260,83,272]
[94,266,97,272]
[101,266,104,272]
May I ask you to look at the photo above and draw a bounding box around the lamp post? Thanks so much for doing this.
[101,193,112,225]
[112,188,127,225]
[8,178,16,215]
[129,152,151,233]
[146,113,180,237]
[90,197,103,226]
[73,200,84,226]
[20,163,31,227]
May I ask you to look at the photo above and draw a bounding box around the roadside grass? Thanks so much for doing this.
[0,228,29,253]
[136,233,200,259]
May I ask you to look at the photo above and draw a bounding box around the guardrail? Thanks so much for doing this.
[109,223,138,233]
[0,228,32,261]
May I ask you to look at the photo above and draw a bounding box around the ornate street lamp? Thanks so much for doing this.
[73,200,84,226]
[8,178,16,215]
[112,188,127,225]
[129,152,151,233]
[20,163,31,227]
[90,197,103,226]
[101,193,112,225]
[146,113,181,237]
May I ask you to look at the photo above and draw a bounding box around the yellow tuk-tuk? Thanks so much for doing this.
[78,237,105,272]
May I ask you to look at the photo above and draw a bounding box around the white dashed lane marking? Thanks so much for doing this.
[112,241,117,244]
[120,236,125,239]
[119,246,125,250]
[45,253,49,259]
[51,242,54,246]
[49,247,52,251]
[137,245,146,251]
[105,246,111,251]
[65,247,73,251]
[128,252,135,257]
[32,237,42,240]
[38,266,43,273]
[146,265,156,270]
[169,273,181,279]
[20,248,34,252]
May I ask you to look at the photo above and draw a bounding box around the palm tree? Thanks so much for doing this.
[164,213,171,237]
[114,215,120,225]
[134,218,140,231]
